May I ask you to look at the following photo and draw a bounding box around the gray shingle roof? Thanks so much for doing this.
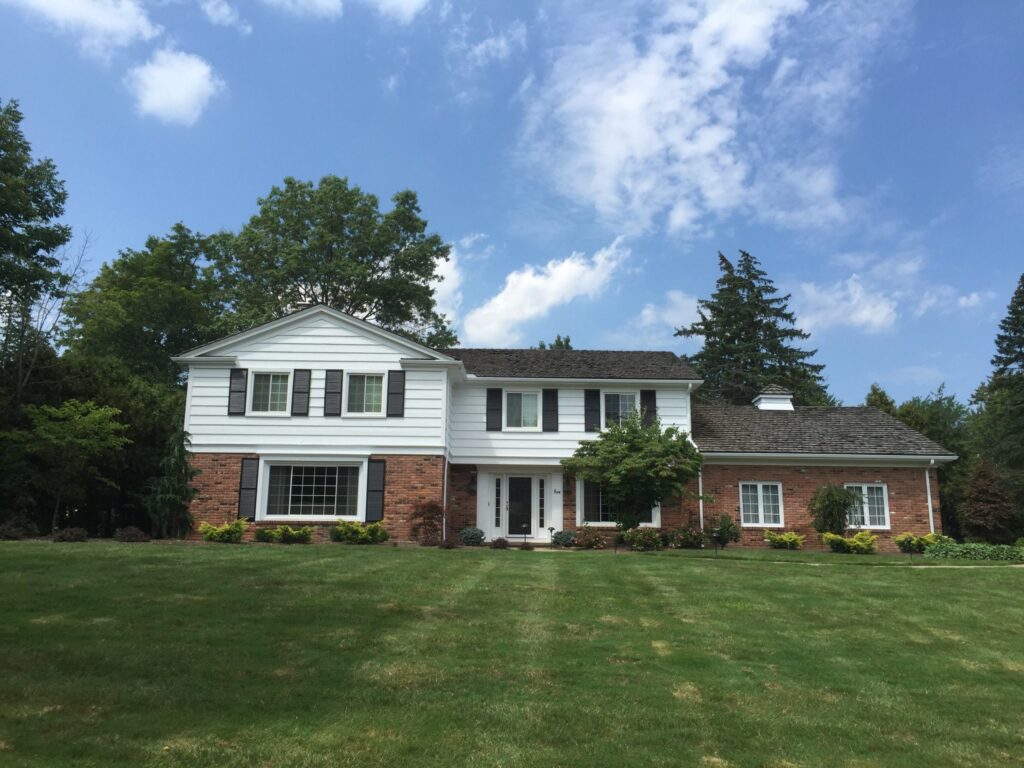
[440,349,700,380]
[691,405,956,457]
[758,384,792,395]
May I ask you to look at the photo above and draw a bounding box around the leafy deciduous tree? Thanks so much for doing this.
[536,334,573,350]
[561,411,702,532]
[809,484,861,536]
[865,383,896,415]
[960,459,1021,544]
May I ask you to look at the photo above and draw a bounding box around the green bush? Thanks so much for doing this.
[894,532,953,554]
[705,515,740,548]
[254,527,279,543]
[764,530,805,550]
[113,526,150,543]
[573,525,606,549]
[924,541,1024,562]
[330,521,389,544]
[622,527,663,551]
[51,527,88,543]
[256,525,314,544]
[809,484,861,535]
[822,530,878,554]
[490,537,510,549]
[459,526,485,546]
[518,541,535,551]
[0,516,40,540]
[551,530,576,548]
[1015,537,1024,548]
[199,520,247,543]
[668,526,704,549]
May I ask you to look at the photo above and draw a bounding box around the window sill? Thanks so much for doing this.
[579,521,658,528]
[246,411,291,417]
[260,515,361,523]
[342,412,386,419]
[848,525,890,531]
[503,427,542,433]
[741,522,786,529]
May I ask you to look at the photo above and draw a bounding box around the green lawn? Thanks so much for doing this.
[1,543,1022,767]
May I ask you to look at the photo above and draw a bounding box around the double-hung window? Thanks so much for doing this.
[266,465,360,517]
[739,482,784,527]
[505,391,539,430]
[251,372,289,413]
[604,392,637,427]
[845,483,890,529]
[347,374,384,414]
[580,481,654,525]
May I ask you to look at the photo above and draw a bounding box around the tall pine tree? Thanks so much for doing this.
[677,251,830,405]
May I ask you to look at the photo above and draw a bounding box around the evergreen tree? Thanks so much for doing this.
[535,334,572,350]
[676,251,828,405]
[145,427,199,539]
[865,383,896,414]
[991,274,1024,383]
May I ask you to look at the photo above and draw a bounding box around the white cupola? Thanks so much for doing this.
[753,384,794,411]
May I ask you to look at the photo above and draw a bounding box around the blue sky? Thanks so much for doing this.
[1,0,1022,404]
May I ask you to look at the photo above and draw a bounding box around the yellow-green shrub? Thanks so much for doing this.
[822,530,878,554]
[199,520,247,543]
[764,530,805,550]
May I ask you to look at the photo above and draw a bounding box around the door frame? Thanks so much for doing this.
[475,468,562,542]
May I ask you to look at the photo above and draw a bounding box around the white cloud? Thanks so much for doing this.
[797,275,898,334]
[199,0,251,34]
[360,0,428,24]
[462,238,630,346]
[636,290,700,331]
[1,0,160,57]
[259,0,343,18]
[520,0,911,234]
[464,20,527,68]
[432,248,464,322]
[446,16,528,84]
[124,48,225,126]
[957,291,982,309]
[916,286,990,316]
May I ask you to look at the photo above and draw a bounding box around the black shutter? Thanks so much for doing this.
[291,369,311,416]
[324,369,342,416]
[542,389,559,432]
[228,368,248,415]
[386,370,406,417]
[640,389,657,426]
[486,388,502,431]
[238,458,258,520]
[584,389,601,432]
[365,459,385,522]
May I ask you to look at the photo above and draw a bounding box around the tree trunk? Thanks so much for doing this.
[51,492,62,534]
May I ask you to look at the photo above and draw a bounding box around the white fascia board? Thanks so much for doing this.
[448,456,567,467]
[700,452,957,467]
[462,375,704,387]
[174,305,454,362]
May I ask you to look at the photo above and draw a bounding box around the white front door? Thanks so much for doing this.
[488,474,552,539]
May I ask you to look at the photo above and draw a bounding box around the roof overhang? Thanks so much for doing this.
[460,376,704,386]
[699,451,957,467]
[171,355,236,368]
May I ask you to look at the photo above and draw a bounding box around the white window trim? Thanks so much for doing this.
[844,482,891,530]
[574,479,660,528]
[600,390,640,429]
[502,389,542,432]
[344,372,386,418]
[257,457,368,522]
[738,480,785,528]
[247,370,292,416]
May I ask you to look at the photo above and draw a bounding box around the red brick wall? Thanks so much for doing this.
[700,464,940,551]
[446,463,477,535]
[188,453,446,542]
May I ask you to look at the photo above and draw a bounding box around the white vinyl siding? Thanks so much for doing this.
[845,483,890,529]
[251,372,289,413]
[739,481,784,527]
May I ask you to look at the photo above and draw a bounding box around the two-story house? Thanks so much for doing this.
[174,305,956,549]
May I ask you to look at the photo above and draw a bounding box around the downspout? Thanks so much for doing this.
[925,459,935,534]
[698,469,705,531]
[442,455,450,542]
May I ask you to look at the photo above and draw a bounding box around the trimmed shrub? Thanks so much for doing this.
[113,526,150,543]
[810,484,861,535]
[257,525,313,544]
[764,530,805,550]
[0,516,40,540]
[199,520,247,543]
[518,541,535,551]
[622,527,663,551]
[894,532,953,554]
[490,537,510,549]
[52,527,88,543]
[668,526,704,549]
[822,530,878,554]
[924,541,1024,562]
[551,530,576,548]
[574,525,606,550]
[330,521,389,544]
[459,526,486,547]
[410,501,443,546]
[254,527,280,543]
[705,515,740,548]
[439,537,460,549]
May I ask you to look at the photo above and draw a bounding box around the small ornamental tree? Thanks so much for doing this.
[809,484,861,536]
[561,411,702,531]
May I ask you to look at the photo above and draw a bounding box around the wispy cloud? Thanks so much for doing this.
[361,0,429,24]
[258,0,342,18]
[124,48,225,126]
[797,275,899,333]
[1,0,160,58]
[462,238,630,345]
[199,0,251,34]
[519,0,911,235]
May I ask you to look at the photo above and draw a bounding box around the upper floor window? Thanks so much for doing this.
[251,372,289,413]
[739,481,783,527]
[604,392,637,427]
[845,483,890,529]
[505,391,539,430]
[347,374,384,414]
